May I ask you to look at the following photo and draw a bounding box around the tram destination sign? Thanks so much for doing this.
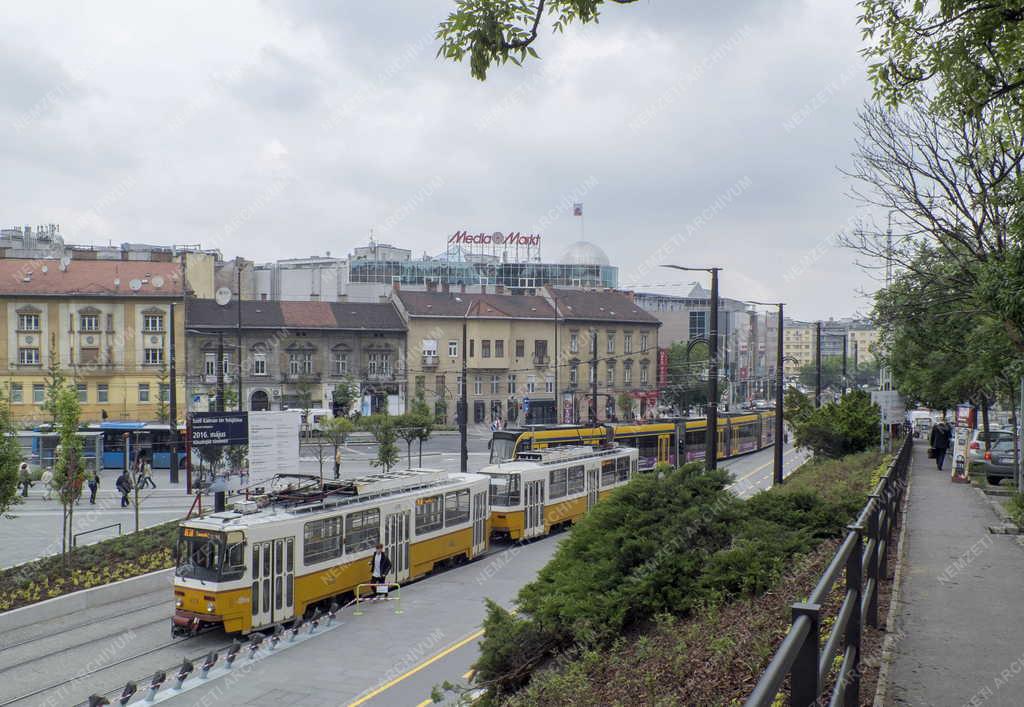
[189,412,249,447]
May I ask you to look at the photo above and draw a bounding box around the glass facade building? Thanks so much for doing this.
[348,259,617,289]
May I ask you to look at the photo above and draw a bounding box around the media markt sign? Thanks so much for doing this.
[190,412,249,447]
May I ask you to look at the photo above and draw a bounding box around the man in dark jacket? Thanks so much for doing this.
[369,543,392,598]
[929,417,953,471]
[115,471,132,507]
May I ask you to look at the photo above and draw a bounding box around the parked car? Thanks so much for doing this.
[966,428,1014,472]
[971,436,1018,485]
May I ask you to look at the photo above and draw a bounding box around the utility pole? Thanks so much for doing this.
[815,321,822,408]
[591,328,598,424]
[552,291,559,424]
[217,332,225,413]
[459,306,469,474]
[169,303,179,484]
[748,300,785,485]
[841,333,848,396]
[236,262,244,412]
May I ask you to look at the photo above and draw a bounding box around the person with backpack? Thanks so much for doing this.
[87,471,100,504]
[115,470,132,507]
[40,467,54,501]
[368,543,392,599]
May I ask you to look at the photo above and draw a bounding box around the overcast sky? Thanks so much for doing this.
[2,1,879,320]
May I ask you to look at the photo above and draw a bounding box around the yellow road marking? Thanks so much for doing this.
[347,629,484,707]
[415,701,432,707]
[729,447,800,485]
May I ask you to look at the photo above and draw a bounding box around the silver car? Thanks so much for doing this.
[966,428,1014,472]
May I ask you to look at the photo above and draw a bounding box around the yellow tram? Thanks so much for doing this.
[173,470,489,635]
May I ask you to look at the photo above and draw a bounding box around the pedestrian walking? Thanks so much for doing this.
[333,447,342,480]
[369,543,392,599]
[87,471,99,504]
[115,470,132,507]
[929,416,953,471]
[139,454,156,489]
[18,462,32,497]
[40,467,54,500]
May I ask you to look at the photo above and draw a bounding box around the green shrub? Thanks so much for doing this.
[790,390,881,459]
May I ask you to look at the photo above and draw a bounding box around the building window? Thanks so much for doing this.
[515,339,525,358]
[10,383,22,403]
[333,353,347,375]
[106,313,114,331]
[253,353,268,376]
[607,331,615,354]
[422,339,437,357]
[205,353,216,376]
[77,383,87,402]
[469,339,475,357]
[32,383,44,403]
[457,375,464,396]
[534,340,548,361]
[689,311,707,340]
[640,364,649,384]
[144,348,164,365]
[481,340,491,358]
[569,332,579,353]
[526,375,536,393]
[17,313,40,331]
[495,340,505,357]
[474,376,482,395]
[80,314,99,332]
[289,352,312,375]
[368,352,390,376]
[160,383,170,403]
[415,494,444,534]
[448,340,458,357]
[589,364,596,384]
[138,383,150,402]
[97,383,109,403]
[623,333,633,354]
[607,364,615,387]
[570,363,578,386]
[18,348,40,365]
[624,362,632,385]
[545,376,554,393]
[143,314,164,332]
[415,376,425,397]
[435,375,446,396]
[490,375,500,394]
[508,374,517,394]
[640,333,649,351]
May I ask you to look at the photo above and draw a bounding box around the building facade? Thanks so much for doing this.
[393,287,660,428]
[184,300,406,415]
[782,318,879,377]
[0,258,186,424]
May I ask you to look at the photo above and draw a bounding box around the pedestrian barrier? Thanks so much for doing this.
[744,435,911,707]
[353,582,403,615]
[72,523,122,547]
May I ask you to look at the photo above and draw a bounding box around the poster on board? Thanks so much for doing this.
[248,410,301,478]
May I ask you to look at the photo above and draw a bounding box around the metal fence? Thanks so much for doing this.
[744,435,912,707]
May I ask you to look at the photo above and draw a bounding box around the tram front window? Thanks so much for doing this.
[176,528,245,581]
[488,473,521,506]
[489,435,518,463]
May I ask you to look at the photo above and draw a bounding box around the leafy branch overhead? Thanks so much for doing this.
[437,0,641,80]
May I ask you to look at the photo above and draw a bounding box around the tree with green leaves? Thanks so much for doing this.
[52,384,85,564]
[42,344,67,425]
[788,389,881,459]
[155,363,170,423]
[0,388,23,518]
[411,395,434,467]
[860,0,1024,119]
[437,0,642,80]
[331,377,359,418]
[363,414,400,473]
[321,416,354,479]
[296,382,314,438]
[797,358,880,393]
[394,414,421,469]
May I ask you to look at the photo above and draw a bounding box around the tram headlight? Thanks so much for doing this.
[175,599,183,608]
[206,602,215,613]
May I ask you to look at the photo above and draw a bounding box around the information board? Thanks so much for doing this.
[190,412,249,447]
[870,390,905,425]
[248,410,301,478]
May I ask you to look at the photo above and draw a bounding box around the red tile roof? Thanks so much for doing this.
[0,258,183,297]
[279,301,338,328]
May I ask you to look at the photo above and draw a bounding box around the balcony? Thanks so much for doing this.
[532,354,550,367]
[284,372,319,383]
[422,355,439,369]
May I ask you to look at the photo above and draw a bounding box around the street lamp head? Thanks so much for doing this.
[744,300,784,307]
[661,264,721,273]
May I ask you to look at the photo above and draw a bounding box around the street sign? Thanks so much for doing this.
[190,412,248,447]
[523,396,530,412]
[870,390,905,425]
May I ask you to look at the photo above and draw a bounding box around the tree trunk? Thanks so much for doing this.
[981,396,991,450]
[61,504,68,569]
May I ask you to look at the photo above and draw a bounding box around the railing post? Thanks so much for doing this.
[880,483,894,579]
[866,498,880,627]
[790,602,821,707]
[844,525,863,706]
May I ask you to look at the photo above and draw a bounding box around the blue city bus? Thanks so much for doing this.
[17,430,104,471]
[85,421,185,470]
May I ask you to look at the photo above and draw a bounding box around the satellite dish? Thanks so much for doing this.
[215,287,232,306]
[129,278,142,292]
[114,278,120,288]
[41,265,48,273]
[152,275,164,289]
[59,254,71,271]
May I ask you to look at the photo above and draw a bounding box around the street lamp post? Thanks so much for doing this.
[664,265,721,471]
[815,321,822,408]
[748,301,785,486]
[169,302,180,484]
[459,302,472,475]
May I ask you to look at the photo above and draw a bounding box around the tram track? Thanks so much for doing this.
[0,597,171,653]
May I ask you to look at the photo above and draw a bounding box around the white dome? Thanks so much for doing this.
[559,241,610,267]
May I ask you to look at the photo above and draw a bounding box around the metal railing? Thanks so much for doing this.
[72,523,122,547]
[745,435,911,707]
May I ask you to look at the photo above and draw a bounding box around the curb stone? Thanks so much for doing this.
[873,462,912,707]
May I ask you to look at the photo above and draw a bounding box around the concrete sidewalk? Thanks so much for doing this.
[886,442,1024,706]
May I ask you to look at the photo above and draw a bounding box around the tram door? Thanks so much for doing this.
[471,491,488,558]
[657,435,670,464]
[586,468,599,510]
[251,538,294,628]
[523,480,545,539]
[384,511,411,583]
